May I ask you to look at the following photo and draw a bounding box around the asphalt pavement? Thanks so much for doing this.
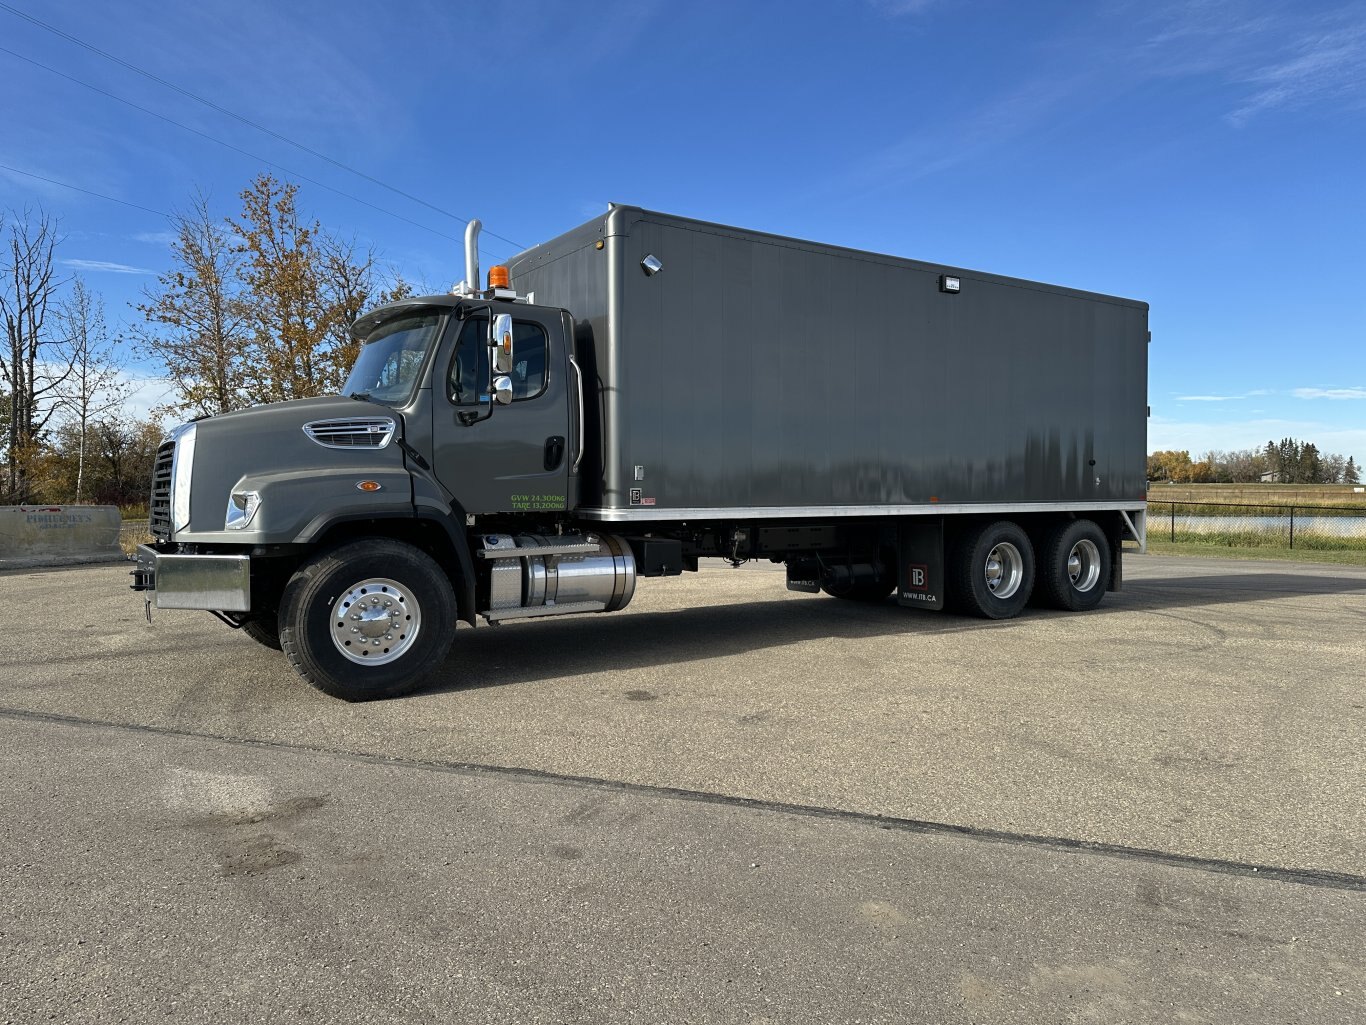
[2,553,1364,1022]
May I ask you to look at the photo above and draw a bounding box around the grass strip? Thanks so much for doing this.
[1138,540,1366,567]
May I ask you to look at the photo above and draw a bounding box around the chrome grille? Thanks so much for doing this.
[149,440,174,540]
[302,417,396,449]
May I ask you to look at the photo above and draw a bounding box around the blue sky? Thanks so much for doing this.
[2,0,1363,463]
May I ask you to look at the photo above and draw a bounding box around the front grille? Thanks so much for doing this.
[149,440,174,540]
[302,417,396,449]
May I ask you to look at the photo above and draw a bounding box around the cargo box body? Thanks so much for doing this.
[506,206,1147,522]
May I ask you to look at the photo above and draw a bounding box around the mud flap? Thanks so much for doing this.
[897,518,944,610]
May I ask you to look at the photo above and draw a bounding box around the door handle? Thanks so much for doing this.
[544,435,565,471]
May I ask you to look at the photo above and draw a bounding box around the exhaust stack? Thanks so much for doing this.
[453,219,481,296]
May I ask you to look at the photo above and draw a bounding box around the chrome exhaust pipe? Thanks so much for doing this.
[462,219,481,297]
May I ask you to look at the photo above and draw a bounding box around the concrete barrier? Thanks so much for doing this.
[0,506,125,568]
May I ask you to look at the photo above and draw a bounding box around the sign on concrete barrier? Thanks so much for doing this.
[0,506,124,568]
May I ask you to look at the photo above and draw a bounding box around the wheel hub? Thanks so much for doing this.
[984,542,1024,599]
[1067,539,1101,592]
[329,577,421,666]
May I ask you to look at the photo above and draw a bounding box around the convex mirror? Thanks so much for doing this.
[492,374,513,406]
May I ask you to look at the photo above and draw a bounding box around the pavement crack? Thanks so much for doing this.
[3,703,1364,894]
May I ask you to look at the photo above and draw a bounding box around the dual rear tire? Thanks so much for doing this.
[951,518,1110,618]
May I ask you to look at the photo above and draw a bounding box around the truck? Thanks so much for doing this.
[131,205,1149,701]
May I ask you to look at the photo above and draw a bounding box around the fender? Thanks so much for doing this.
[415,508,478,627]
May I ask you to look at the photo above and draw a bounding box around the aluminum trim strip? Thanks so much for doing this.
[483,600,607,622]
[577,502,1148,522]
[478,542,601,559]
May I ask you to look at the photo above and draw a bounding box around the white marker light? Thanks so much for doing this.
[939,274,961,294]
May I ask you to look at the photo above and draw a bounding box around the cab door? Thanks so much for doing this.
[430,307,570,514]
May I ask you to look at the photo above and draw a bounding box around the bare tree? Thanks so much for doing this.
[320,231,413,377]
[0,209,68,502]
[55,278,128,501]
[135,191,252,417]
[91,416,161,506]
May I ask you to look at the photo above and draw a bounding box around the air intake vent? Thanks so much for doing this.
[148,439,174,540]
[302,417,396,449]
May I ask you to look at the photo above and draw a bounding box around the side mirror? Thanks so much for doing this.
[492,374,513,405]
[491,313,514,375]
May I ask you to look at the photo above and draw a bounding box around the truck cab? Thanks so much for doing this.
[133,265,634,701]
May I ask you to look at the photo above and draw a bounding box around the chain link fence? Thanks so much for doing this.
[1147,501,1366,551]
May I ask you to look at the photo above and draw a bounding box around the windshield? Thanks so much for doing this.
[343,311,445,404]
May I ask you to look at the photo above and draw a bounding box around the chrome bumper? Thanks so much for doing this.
[132,544,251,612]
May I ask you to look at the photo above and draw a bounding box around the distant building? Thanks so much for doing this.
[1259,470,1280,483]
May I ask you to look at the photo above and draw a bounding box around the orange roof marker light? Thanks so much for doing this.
[487,265,510,289]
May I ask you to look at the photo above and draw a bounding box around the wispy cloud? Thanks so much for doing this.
[868,0,939,14]
[847,72,1086,190]
[121,373,177,422]
[1293,386,1366,400]
[1135,2,1366,125]
[1175,388,1272,401]
[61,258,154,275]
[844,3,1366,195]
[133,231,176,245]
[1228,23,1366,124]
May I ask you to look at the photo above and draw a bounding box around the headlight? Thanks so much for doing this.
[169,422,197,534]
[225,490,261,530]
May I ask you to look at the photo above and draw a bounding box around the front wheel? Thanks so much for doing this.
[278,539,457,701]
[241,612,282,650]
[1039,519,1111,612]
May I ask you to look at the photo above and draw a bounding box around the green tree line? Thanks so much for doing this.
[1149,442,1361,485]
[1,173,410,507]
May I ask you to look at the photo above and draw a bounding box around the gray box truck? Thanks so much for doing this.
[132,205,1148,701]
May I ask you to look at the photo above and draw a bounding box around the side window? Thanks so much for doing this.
[509,322,547,400]
[447,317,549,405]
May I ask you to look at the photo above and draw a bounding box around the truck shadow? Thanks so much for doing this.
[425,597,977,694]
[421,570,1365,694]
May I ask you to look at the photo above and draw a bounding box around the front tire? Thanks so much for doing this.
[241,612,282,650]
[1039,519,1110,612]
[950,520,1034,619]
[278,539,457,701]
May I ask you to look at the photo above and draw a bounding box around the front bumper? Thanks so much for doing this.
[131,544,251,612]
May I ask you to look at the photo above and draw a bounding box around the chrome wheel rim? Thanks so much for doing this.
[984,542,1024,600]
[1067,539,1102,593]
[329,577,420,666]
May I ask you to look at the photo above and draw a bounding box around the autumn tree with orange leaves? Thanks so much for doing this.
[140,174,410,414]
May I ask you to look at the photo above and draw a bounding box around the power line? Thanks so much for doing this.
[0,161,170,217]
[0,1,524,251]
[0,44,516,259]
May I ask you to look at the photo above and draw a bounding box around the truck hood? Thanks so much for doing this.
[176,395,413,544]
